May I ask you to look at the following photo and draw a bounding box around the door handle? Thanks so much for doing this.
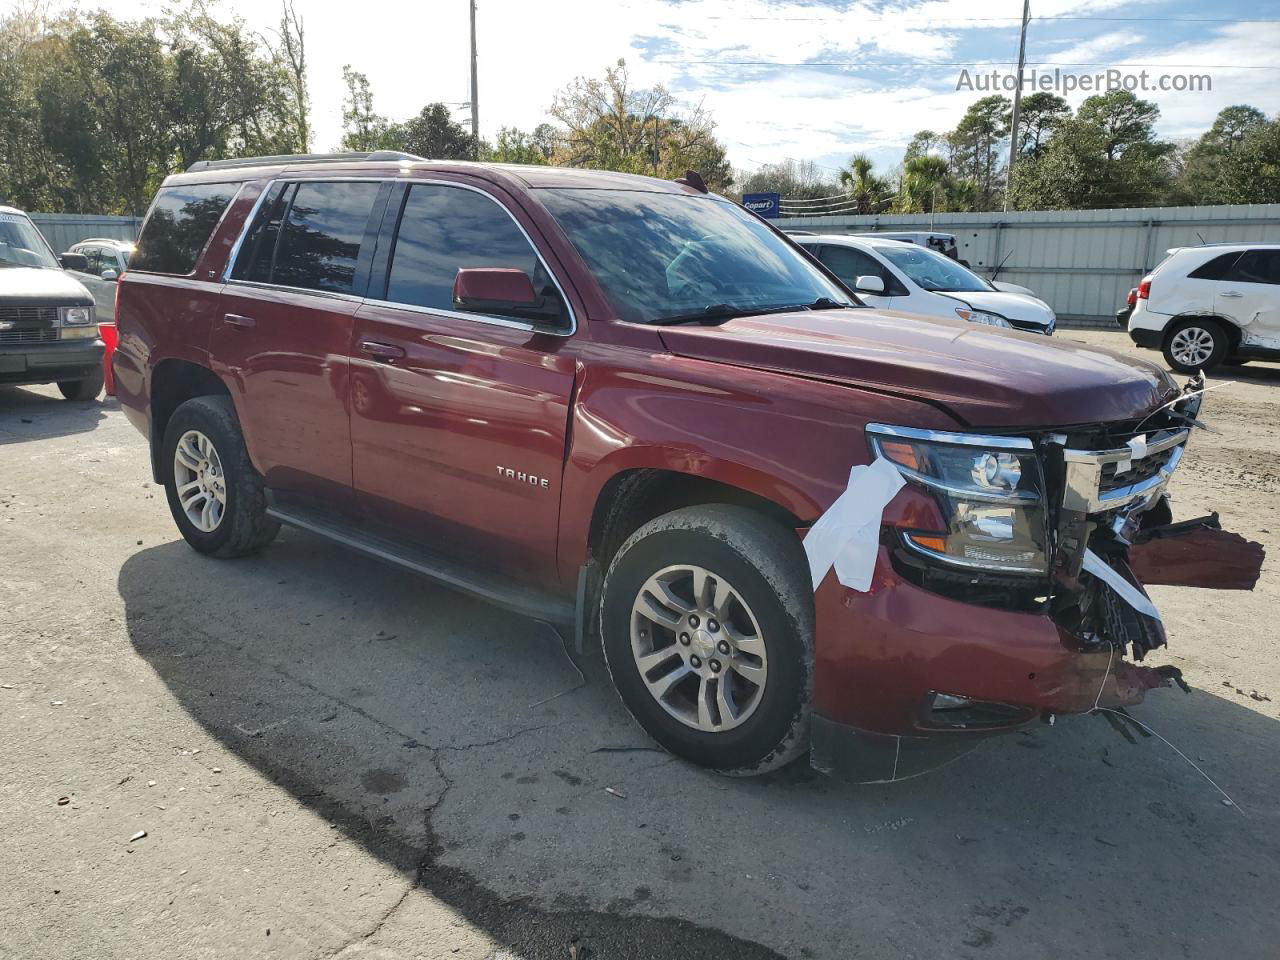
[1220,291,1243,298]
[359,339,406,362]
[223,313,257,329]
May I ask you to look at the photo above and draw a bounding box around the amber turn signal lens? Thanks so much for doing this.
[879,440,921,471]
[907,534,947,552]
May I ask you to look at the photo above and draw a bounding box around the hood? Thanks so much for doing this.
[658,308,1177,429]
[946,289,1054,327]
[0,266,94,307]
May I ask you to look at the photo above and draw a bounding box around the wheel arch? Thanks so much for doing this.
[149,359,232,483]
[583,465,809,581]
[1165,313,1243,352]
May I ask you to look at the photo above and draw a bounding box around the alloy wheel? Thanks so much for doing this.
[173,429,226,533]
[629,564,768,733]
[1169,326,1215,368]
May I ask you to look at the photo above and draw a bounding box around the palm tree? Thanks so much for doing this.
[838,153,889,214]
[896,154,950,213]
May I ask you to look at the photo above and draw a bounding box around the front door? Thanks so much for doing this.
[350,181,578,588]
[1217,248,1280,350]
[816,244,901,310]
[211,178,385,507]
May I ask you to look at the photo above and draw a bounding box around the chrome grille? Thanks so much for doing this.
[0,305,59,325]
[1061,428,1189,514]
[0,327,57,343]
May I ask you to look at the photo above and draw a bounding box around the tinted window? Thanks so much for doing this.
[231,182,292,284]
[132,183,238,274]
[386,184,552,312]
[1223,249,1280,285]
[1188,252,1241,281]
[271,181,380,294]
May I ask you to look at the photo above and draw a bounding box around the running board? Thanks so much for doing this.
[266,503,575,625]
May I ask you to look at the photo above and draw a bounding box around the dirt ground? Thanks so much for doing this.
[1,329,1277,960]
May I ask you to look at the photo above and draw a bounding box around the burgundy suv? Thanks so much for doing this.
[114,152,1244,782]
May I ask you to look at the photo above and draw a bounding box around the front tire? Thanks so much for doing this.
[161,396,279,558]
[1163,319,1228,373]
[600,505,814,776]
[57,369,103,400]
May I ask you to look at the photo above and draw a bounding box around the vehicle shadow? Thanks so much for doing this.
[0,385,109,443]
[118,532,1280,960]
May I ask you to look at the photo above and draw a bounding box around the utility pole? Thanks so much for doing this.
[1003,0,1030,212]
[469,0,479,155]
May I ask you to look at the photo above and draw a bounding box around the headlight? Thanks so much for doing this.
[60,305,94,325]
[868,424,1049,574]
[955,307,1010,328]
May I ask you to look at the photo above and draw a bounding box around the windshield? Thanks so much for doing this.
[879,244,991,293]
[537,188,854,324]
[0,212,59,269]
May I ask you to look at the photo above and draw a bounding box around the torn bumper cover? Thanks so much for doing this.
[806,375,1266,783]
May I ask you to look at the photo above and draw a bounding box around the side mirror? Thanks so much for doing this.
[855,275,886,294]
[100,269,119,282]
[59,253,89,272]
[453,267,565,325]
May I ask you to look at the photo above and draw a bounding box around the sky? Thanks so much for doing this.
[58,0,1280,176]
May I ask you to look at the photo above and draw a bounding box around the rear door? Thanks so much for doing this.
[350,179,578,588]
[1216,249,1280,349]
[212,178,388,508]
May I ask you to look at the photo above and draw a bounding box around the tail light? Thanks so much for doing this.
[1126,288,1137,307]
[1137,278,1152,300]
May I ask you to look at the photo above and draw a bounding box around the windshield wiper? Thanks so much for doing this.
[800,297,854,310]
[651,303,796,326]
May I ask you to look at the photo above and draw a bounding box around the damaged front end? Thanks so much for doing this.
[1042,374,1263,692]
[811,375,1265,783]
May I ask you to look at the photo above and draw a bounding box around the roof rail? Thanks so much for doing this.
[185,150,426,173]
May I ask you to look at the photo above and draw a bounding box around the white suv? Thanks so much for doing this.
[1128,243,1280,372]
[794,234,1056,334]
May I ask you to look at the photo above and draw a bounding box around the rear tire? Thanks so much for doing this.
[600,504,814,776]
[161,395,279,558]
[1163,318,1228,373]
[57,369,103,400]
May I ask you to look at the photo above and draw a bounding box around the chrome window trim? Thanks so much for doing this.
[222,278,366,305]
[221,176,577,338]
[867,423,1035,451]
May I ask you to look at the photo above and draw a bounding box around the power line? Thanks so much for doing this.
[701,14,1280,23]
[657,59,1279,69]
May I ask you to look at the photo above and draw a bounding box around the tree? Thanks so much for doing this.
[483,127,550,165]
[895,155,950,213]
[1009,92,1173,210]
[1015,92,1069,160]
[549,59,732,192]
[947,95,1010,210]
[1177,105,1270,203]
[339,65,391,151]
[734,159,838,202]
[838,153,889,214]
[274,0,308,152]
[903,130,945,162]
[392,103,478,160]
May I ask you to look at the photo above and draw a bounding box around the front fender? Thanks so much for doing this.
[556,352,962,583]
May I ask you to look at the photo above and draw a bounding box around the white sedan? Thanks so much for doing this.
[794,234,1056,334]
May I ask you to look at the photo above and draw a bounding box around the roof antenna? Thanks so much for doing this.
[675,170,708,193]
